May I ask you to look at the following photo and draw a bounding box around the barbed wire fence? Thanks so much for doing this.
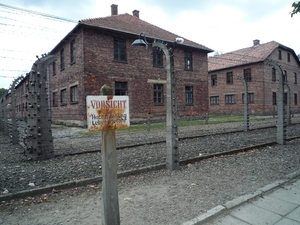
[1,59,300,161]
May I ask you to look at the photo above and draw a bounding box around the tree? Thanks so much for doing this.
[298,54,300,60]
[0,88,6,98]
[291,1,300,17]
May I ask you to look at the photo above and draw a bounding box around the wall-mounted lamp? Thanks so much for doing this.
[131,33,149,48]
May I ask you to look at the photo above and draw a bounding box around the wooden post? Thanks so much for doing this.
[100,85,120,225]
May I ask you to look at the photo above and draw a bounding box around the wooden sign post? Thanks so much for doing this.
[86,84,130,225]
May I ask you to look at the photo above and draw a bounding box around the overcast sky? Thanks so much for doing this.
[0,0,299,89]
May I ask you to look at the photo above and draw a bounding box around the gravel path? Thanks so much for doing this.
[0,117,300,224]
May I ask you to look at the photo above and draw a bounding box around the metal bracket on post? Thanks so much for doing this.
[153,41,179,171]
[237,76,249,132]
[268,60,286,145]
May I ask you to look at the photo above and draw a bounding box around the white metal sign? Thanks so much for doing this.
[86,95,130,131]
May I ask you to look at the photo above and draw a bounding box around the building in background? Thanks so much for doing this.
[208,40,300,115]
[47,4,212,126]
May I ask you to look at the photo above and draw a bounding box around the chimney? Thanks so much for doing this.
[253,39,260,47]
[133,10,139,18]
[111,4,118,16]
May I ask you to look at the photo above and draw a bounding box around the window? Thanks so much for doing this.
[278,50,282,60]
[272,92,277,105]
[52,61,56,76]
[115,82,127,95]
[225,94,235,104]
[70,85,78,103]
[53,92,58,107]
[272,68,276,81]
[284,70,287,83]
[60,48,65,70]
[153,84,164,105]
[211,74,217,86]
[70,39,76,64]
[114,39,126,62]
[60,89,67,105]
[184,51,192,70]
[295,93,298,105]
[287,53,290,62]
[294,73,297,84]
[226,72,233,84]
[185,86,193,105]
[244,68,251,82]
[153,47,163,67]
[242,93,254,104]
[210,96,219,105]
[283,92,288,105]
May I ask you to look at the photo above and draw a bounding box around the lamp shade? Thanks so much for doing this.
[131,39,148,47]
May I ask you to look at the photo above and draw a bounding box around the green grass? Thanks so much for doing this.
[80,115,273,135]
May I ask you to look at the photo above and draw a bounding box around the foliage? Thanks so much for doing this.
[298,54,300,60]
[291,1,300,17]
[0,88,7,98]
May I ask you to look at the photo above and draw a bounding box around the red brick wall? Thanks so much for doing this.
[49,27,209,124]
[208,47,300,115]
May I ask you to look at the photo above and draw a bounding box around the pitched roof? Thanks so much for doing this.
[208,41,289,72]
[79,13,213,52]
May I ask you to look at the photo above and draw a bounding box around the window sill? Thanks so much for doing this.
[60,103,67,106]
[154,104,164,106]
[113,60,127,64]
[70,61,76,65]
[71,101,78,105]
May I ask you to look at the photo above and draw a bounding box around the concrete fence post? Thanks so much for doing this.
[268,60,286,145]
[238,76,249,132]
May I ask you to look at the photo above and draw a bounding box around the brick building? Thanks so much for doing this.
[208,40,300,115]
[48,5,212,126]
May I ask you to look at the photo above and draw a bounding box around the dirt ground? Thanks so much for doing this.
[1,138,300,225]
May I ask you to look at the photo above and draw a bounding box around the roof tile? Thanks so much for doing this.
[208,41,280,71]
[80,13,212,52]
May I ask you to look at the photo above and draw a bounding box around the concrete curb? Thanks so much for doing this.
[181,170,300,225]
